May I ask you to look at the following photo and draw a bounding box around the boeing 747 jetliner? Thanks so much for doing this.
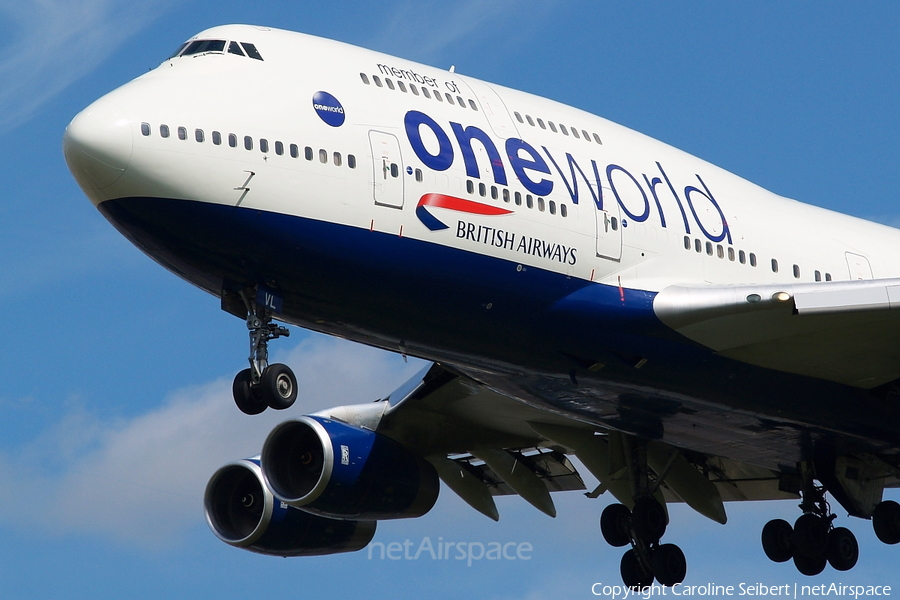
[64,25,900,587]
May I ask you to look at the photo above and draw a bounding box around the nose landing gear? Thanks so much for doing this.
[229,289,297,415]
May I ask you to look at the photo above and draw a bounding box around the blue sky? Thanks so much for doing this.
[2,1,900,597]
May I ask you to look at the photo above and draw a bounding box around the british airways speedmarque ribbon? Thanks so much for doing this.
[415,193,513,231]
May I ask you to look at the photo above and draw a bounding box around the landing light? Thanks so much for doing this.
[772,291,791,303]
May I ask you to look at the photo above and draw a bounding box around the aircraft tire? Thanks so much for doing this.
[600,503,631,548]
[792,514,828,558]
[826,527,858,571]
[761,519,794,563]
[233,369,267,415]
[651,543,687,586]
[620,549,653,590]
[873,500,900,545]
[260,363,298,410]
[632,498,666,543]
[793,552,826,576]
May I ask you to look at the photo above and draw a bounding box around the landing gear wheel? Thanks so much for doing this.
[632,497,667,543]
[873,500,900,545]
[233,369,267,415]
[761,519,794,563]
[260,363,297,410]
[826,527,858,571]
[620,549,653,590]
[600,503,632,548]
[792,514,828,558]
[651,543,687,586]
[793,552,826,576]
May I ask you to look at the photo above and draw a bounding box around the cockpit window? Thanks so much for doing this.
[182,39,227,56]
[168,42,188,59]
[169,39,264,61]
[240,42,264,61]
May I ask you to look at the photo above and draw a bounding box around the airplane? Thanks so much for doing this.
[63,24,900,588]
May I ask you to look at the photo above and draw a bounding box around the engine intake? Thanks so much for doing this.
[261,416,439,520]
[204,459,375,556]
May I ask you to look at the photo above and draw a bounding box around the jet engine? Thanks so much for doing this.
[260,415,439,520]
[204,458,376,556]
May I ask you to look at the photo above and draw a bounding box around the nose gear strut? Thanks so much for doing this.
[231,289,298,415]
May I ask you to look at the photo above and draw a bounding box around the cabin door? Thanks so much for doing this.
[369,130,404,209]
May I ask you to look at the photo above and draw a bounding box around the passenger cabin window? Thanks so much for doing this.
[212,131,222,145]
[290,144,299,158]
[140,123,150,136]
[228,133,237,148]
[260,139,269,153]
[194,129,204,143]
[244,136,253,151]
[771,259,779,273]
[793,264,800,279]
[159,124,169,138]
[348,154,357,168]
[360,73,369,85]
[177,126,187,140]
[275,141,284,155]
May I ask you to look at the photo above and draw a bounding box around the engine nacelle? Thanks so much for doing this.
[261,415,439,520]
[204,459,376,556]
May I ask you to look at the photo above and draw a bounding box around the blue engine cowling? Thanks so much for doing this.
[260,415,439,520]
[204,458,376,556]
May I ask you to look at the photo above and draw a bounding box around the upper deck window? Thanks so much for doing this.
[182,40,227,56]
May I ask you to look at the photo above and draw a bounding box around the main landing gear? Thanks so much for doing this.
[601,498,686,588]
[231,299,297,415]
[761,478,857,576]
[760,460,900,576]
[599,438,686,589]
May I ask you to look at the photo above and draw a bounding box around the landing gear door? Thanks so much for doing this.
[595,195,622,261]
[369,130,404,209]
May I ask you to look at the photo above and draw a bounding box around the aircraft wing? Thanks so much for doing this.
[653,277,900,388]
[318,363,811,525]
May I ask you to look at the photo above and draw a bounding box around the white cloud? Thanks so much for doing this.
[0,334,425,548]
[0,0,172,134]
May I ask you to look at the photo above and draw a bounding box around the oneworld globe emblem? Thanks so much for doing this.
[313,91,345,127]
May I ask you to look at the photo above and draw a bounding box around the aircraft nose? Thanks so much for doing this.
[63,96,133,194]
